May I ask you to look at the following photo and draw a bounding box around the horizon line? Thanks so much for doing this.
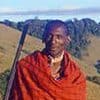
[0,7,100,16]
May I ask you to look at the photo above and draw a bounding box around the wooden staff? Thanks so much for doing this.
[4,21,33,100]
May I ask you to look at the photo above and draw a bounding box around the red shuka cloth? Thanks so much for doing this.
[9,51,86,100]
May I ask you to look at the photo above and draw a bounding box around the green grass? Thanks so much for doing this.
[0,70,10,97]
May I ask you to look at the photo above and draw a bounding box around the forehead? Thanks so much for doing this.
[48,26,66,35]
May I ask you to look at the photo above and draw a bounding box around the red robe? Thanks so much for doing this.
[9,51,86,100]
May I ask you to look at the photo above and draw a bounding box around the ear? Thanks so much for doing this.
[65,36,71,45]
[67,36,71,42]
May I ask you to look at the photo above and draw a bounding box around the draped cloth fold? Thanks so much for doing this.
[9,51,86,100]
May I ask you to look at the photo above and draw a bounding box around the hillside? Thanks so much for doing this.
[82,34,100,72]
[0,24,100,100]
[0,24,44,73]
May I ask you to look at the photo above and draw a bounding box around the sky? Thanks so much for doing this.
[0,0,100,22]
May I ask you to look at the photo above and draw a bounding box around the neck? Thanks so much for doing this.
[48,51,64,63]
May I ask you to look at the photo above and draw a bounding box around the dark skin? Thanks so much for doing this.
[44,26,70,58]
[44,26,70,78]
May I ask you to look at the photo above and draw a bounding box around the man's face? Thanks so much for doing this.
[45,27,68,58]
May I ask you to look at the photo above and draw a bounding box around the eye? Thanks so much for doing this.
[56,35,63,39]
[46,34,52,41]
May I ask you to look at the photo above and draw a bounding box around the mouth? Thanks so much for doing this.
[46,44,58,51]
[49,46,57,50]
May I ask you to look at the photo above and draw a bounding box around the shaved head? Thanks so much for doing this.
[42,20,69,43]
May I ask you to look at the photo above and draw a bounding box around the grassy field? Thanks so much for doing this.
[0,24,100,100]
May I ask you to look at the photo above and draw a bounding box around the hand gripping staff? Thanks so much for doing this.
[4,21,33,100]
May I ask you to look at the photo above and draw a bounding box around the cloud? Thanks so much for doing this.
[0,7,16,13]
[0,7,100,16]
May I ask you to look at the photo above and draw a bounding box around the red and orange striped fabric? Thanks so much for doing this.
[9,51,86,100]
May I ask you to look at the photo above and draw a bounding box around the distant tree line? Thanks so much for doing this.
[0,18,100,58]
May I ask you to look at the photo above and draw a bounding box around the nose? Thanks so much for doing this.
[51,35,56,44]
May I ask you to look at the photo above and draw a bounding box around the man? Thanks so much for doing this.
[9,20,86,100]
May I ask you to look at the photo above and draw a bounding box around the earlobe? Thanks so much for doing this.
[65,36,71,45]
[67,36,71,42]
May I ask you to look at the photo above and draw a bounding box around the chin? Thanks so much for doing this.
[50,51,61,58]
